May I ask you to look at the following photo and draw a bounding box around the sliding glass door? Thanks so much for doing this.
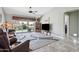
[13,20,35,33]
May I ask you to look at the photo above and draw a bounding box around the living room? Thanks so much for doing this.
[0,7,79,52]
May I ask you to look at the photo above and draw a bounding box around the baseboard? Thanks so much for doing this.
[51,34,64,40]
[54,35,64,40]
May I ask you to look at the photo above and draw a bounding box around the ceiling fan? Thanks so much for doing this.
[28,7,38,14]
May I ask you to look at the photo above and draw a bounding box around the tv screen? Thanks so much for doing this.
[42,24,50,31]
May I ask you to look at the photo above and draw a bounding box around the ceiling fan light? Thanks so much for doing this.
[29,11,33,13]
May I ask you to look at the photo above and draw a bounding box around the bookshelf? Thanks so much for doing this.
[35,19,41,32]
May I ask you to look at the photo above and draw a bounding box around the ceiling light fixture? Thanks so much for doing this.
[28,7,37,14]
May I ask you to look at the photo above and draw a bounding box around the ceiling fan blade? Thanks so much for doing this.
[35,11,37,12]
[32,13,35,14]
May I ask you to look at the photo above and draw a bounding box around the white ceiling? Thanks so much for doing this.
[3,7,53,18]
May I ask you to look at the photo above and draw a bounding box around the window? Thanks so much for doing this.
[13,20,35,33]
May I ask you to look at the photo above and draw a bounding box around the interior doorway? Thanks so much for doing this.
[64,10,79,41]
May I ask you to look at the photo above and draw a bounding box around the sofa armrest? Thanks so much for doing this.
[12,40,30,52]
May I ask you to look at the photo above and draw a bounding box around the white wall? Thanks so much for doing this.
[41,7,79,39]
[0,8,3,14]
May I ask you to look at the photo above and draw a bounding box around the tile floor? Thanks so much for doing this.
[32,37,79,52]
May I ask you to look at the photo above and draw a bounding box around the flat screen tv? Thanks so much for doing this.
[42,24,50,31]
